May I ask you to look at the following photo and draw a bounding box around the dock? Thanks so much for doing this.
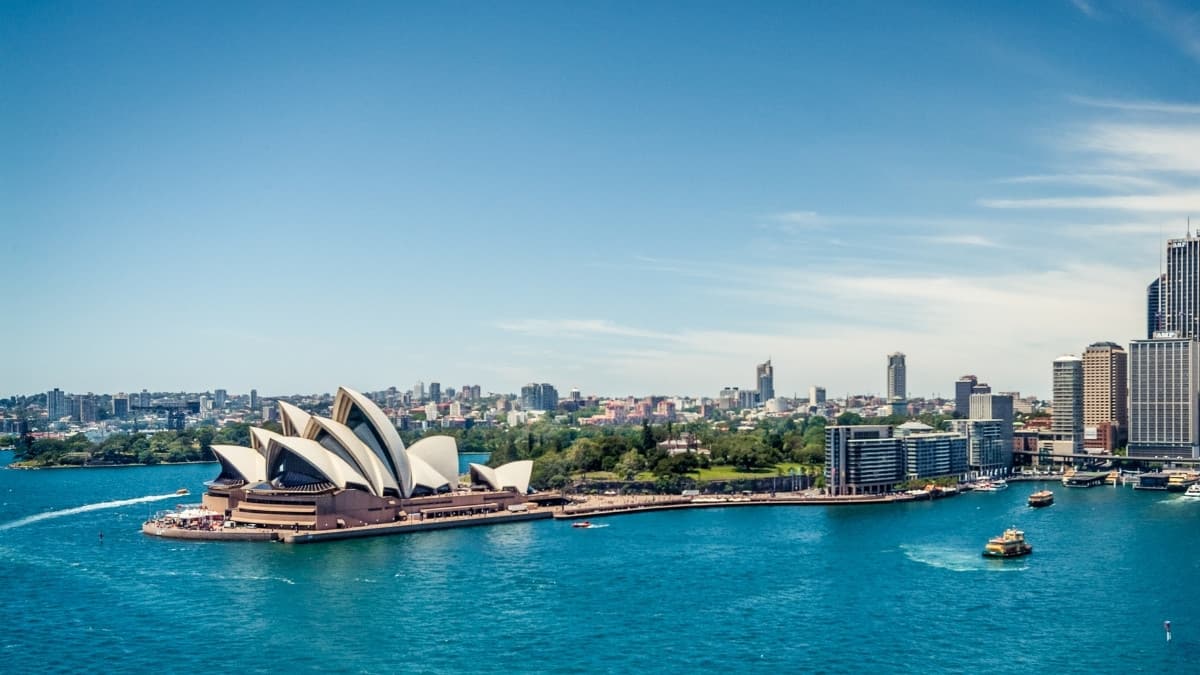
[552,492,927,520]
[1061,471,1108,488]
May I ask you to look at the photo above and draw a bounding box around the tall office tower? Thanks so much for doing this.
[1148,275,1165,338]
[428,382,441,403]
[1082,342,1129,451]
[756,359,775,404]
[249,389,259,411]
[46,388,67,420]
[1052,356,1084,454]
[213,389,227,410]
[112,394,129,418]
[1165,234,1200,338]
[413,381,425,403]
[954,375,978,416]
[138,389,151,408]
[886,352,906,401]
[1129,337,1200,458]
[809,386,826,405]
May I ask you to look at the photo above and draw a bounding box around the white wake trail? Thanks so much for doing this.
[0,493,181,531]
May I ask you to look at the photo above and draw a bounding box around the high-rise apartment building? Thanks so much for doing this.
[520,383,559,412]
[428,382,441,404]
[74,394,97,424]
[249,389,259,411]
[112,394,129,418]
[213,389,227,410]
[46,388,67,420]
[809,386,826,405]
[948,418,1011,476]
[756,359,775,404]
[1165,235,1200,339]
[1082,342,1128,451]
[413,381,425,403]
[887,352,906,401]
[970,392,1014,443]
[1053,356,1084,455]
[138,389,151,408]
[1148,274,1164,338]
[954,375,977,416]
[1129,337,1200,458]
[825,425,903,495]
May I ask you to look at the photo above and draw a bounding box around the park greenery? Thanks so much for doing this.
[9,422,268,467]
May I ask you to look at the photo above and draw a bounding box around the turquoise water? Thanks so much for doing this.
[458,451,490,474]
[2,450,1198,673]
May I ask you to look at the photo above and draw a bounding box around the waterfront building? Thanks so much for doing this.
[969,393,1014,455]
[948,418,1011,476]
[756,359,774,404]
[809,386,826,406]
[887,352,906,401]
[825,425,904,495]
[896,424,968,480]
[1082,342,1128,452]
[1129,337,1200,459]
[1052,356,1084,455]
[1164,234,1200,339]
[46,388,68,421]
[200,387,534,531]
[1148,274,1164,338]
[954,375,977,416]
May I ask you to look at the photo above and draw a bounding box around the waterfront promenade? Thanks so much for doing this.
[554,491,925,520]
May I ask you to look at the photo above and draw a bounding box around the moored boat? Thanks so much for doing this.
[1166,472,1199,493]
[1028,490,1054,507]
[982,528,1033,558]
[1182,484,1200,500]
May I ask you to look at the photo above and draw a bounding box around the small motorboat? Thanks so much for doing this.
[175,488,190,496]
[572,520,593,528]
[1182,484,1200,500]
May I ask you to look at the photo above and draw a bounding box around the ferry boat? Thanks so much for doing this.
[982,528,1033,558]
[1182,484,1200,500]
[1166,472,1199,493]
[1028,490,1054,508]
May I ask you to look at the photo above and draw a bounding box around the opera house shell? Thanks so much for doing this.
[202,386,534,531]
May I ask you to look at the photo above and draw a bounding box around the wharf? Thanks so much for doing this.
[552,492,923,520]
[1062,471,1109,488]
[143,509,552,544]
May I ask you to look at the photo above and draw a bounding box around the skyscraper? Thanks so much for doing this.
[954,375,977,416]
[249,389,259,411]
[1082,342,1128,451]
[1129,337,1200,458]
[886,352,906,401]
[213,389,227,410]
[1052,356,1084,455]
[429,382,441,403]
[756,359,775,404]
[1148,274,1164,338]
[520,383,558,411]
[809,386,826,405]
[1164,234,1200,339]
[112,394,129,418]
[413,381,425,403]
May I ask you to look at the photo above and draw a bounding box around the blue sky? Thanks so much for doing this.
[5,0,1200,399]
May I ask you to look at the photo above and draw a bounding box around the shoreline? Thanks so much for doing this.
[7,460,219,470]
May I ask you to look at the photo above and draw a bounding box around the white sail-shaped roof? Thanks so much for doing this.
[265,437,374,493]
[332,386,414,498]
[409,454,451,492]
[278,401,312,437]
[249,427,288,454]
[469,460,533,494]
[302,416,401,497]
[211,444,266,482]
[407,436,460,488]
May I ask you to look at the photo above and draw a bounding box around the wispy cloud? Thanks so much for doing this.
[1070,0,1098,18]
[921,234,1001,247]
[495,318,675,341]
[1135,0,1200,64]
[1068,95,1200,114]
[981,192,1200,211]
[996,173,1165,190]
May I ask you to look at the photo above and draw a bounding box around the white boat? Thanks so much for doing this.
[974,478,1008,492]
[991,479,1009,490]
[1182,484,1200,499]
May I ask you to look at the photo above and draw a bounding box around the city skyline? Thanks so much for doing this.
[6,1,1200,397]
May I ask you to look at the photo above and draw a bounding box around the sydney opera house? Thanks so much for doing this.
[200,386,534,531]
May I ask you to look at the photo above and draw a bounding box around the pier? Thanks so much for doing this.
[1061,471,1109,488]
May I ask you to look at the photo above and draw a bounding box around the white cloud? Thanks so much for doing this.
[996,173,1165,190]
[920,234,1001,247]
[980,192,1200,211]
[495,318,674,341]
[1070,0,1097,18]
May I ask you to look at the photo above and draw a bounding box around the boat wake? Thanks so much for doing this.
[900,544,1027,573]
[0,493,182,532]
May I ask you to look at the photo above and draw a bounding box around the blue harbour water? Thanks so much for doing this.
[2,450,1198,673]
